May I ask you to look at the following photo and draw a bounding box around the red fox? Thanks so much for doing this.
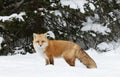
[33,32,97,68]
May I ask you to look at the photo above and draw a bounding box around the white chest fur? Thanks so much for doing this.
[33,43,48,59]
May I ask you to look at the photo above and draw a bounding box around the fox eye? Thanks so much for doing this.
[36,41,39,43]
[41,40,45,43]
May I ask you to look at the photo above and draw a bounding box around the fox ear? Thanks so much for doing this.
[33,33,38,39]
[44,33,48,39]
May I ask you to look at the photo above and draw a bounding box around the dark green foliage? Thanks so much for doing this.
[0,0,120,55]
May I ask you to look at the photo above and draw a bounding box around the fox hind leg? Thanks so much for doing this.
[49,57,54,65]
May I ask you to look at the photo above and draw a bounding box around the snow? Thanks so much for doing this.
[97,40,120,53]
[14,48,25,54]
[51,3,57,7]
[46,31,55,39]
[97,42,113,51]
[0,0,120,77]
[0,37,4,50]
[0,47,120,77]
[116,0,120,3]
[0,12,26,22]
[60,0,95,13]
[108,12,117,21]
[1,35,119,77]
[50,10,62,17]
[81,17,111,35]
[0,35,120,77]
[89,3,95,11]
[60,0,88,13]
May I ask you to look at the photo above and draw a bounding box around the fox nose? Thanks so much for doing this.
[40,45,42,47]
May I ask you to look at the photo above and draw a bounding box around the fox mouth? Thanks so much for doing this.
[39,45,44,48]
[33,43,48,50]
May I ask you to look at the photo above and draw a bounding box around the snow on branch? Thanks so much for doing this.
[81,17,111,35]
[0,12,26,22]
[0,37,4,50]
[46,31,55,39]
[60,0,88,13]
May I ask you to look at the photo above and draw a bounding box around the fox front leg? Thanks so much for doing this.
[45,57,54,65]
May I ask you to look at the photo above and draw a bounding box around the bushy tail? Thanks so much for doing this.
[75,48,97,68]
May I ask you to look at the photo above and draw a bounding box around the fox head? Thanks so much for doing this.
[33,33,49,58]
[33,31,55,54]
[33,33,48,48]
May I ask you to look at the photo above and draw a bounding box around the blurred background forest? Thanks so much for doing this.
[0,0,120,55]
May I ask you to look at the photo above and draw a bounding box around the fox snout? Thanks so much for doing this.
[39,45,42,47]
[38,42,43,47]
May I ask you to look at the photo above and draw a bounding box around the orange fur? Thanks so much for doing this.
[33,33,97,68]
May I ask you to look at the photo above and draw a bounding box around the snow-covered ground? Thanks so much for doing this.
[0,0,120,77]
[0,48,120,77]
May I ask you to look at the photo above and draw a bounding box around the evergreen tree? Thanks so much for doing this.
[0,0,120,55]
